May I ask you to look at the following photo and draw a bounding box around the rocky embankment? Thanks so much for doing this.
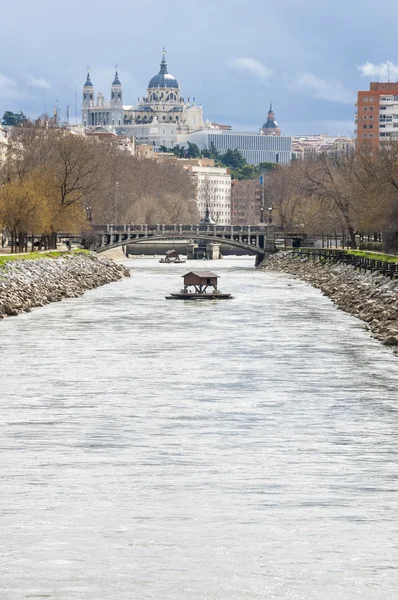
[0,252,130,319]
[262,251,398,353]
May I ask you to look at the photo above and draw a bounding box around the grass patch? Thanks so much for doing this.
[346,250,398,263]
[0,249,90,267]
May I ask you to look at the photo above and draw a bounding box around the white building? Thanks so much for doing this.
[188,164,231,225]
[291,134,354,160]
[177,129,292,165]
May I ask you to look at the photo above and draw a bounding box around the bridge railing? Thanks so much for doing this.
[93,224,272,235]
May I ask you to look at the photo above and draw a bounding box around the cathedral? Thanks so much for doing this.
[82,51,204,138]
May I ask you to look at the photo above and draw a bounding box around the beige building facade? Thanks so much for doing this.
[187,163,231,225]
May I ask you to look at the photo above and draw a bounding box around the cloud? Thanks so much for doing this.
[0,73,20,98]
[358,60,398,81]
[26,75,51,89]
[230,58,273,80]
[292,72,354,104]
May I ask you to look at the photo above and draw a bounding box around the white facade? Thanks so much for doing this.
[188,165,231,225]
[378,94,398,140]
[291,134,354,160]
[177,130,292,165]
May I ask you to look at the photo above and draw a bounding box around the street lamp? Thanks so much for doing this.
[268,204,273,224]
[115,181,119,225]
[259,175,265,224]
[85,205,92,222]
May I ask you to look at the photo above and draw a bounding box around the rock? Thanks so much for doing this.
[0,252,130,321]
[383,336,398,346]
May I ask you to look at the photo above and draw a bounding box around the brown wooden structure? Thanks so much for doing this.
[182,271,219,293]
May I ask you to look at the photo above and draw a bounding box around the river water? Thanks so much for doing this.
[1,257,398,599]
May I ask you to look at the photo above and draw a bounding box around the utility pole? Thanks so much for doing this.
[75,86,78,126]
[115,181,119,224]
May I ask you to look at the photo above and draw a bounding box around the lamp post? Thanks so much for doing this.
[268,204,273,224]
[259,175,265,224]
[115,181,119,225]
[85,205,92,222]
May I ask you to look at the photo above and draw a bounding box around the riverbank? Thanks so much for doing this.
[0,251,130,318]
[261,251,398,353]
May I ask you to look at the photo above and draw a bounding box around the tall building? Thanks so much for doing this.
[261,103,281,136]
[356,82,398,148]
[187,162,231,225]
[231,180,261,225]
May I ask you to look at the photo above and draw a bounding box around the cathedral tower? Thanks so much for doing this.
[82,69,94,108]
[82,69,94,127]
[111,67,123,107]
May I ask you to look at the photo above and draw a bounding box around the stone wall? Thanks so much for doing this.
[0,252,130,319]
[261,251,398,354]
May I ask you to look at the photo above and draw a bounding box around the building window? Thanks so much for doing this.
[369,116,373,120]
[380,106,387,110]
[368,134,373,137]
[363,116,367,120]
[364,97,368,102]
[369,125,373,129]
[363,125,367,129]
[369,96,374,101]
[363,133,367,137]
[370,106,374,111]
[364,107,368,111]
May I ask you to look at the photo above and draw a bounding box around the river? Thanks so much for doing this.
[1,257,398,599]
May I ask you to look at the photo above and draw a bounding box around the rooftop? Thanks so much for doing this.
[183,271,219,279]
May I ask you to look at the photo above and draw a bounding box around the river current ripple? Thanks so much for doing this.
[1,258,398,599]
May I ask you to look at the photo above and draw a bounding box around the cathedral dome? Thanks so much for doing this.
[261,103,281,136]
[148,51,179,89]
[262,118,279,129]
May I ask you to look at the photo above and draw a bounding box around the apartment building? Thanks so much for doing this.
[187,163,231,225]
[356,82,398,148]
[231,180,261,226]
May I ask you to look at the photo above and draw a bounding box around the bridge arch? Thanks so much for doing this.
[95,233,264,257]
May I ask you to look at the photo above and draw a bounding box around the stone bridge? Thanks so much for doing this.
[90,224,306,265]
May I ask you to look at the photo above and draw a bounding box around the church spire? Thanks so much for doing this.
[160,48,168,74]
[112,65,121,86]
[84,67,93,88]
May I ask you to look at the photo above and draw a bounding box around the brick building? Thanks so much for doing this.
[231,180,261,226]
[356,82,398,148]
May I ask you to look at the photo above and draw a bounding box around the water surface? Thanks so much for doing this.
[1,258,398,599]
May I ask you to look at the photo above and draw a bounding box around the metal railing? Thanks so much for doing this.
[294,248,398,279]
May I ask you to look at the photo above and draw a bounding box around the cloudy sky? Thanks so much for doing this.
[1,0,398,136]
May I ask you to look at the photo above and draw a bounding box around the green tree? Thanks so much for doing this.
[202,142,219,160]
[186,142,201,158]
[1,111,27,126]
[172,144,185,158]
[219,149,246,170]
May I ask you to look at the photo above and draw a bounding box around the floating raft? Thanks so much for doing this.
[166,293,233,300]
[166,271,233,300]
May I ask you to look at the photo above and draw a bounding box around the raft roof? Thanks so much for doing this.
[182,271,219,279]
